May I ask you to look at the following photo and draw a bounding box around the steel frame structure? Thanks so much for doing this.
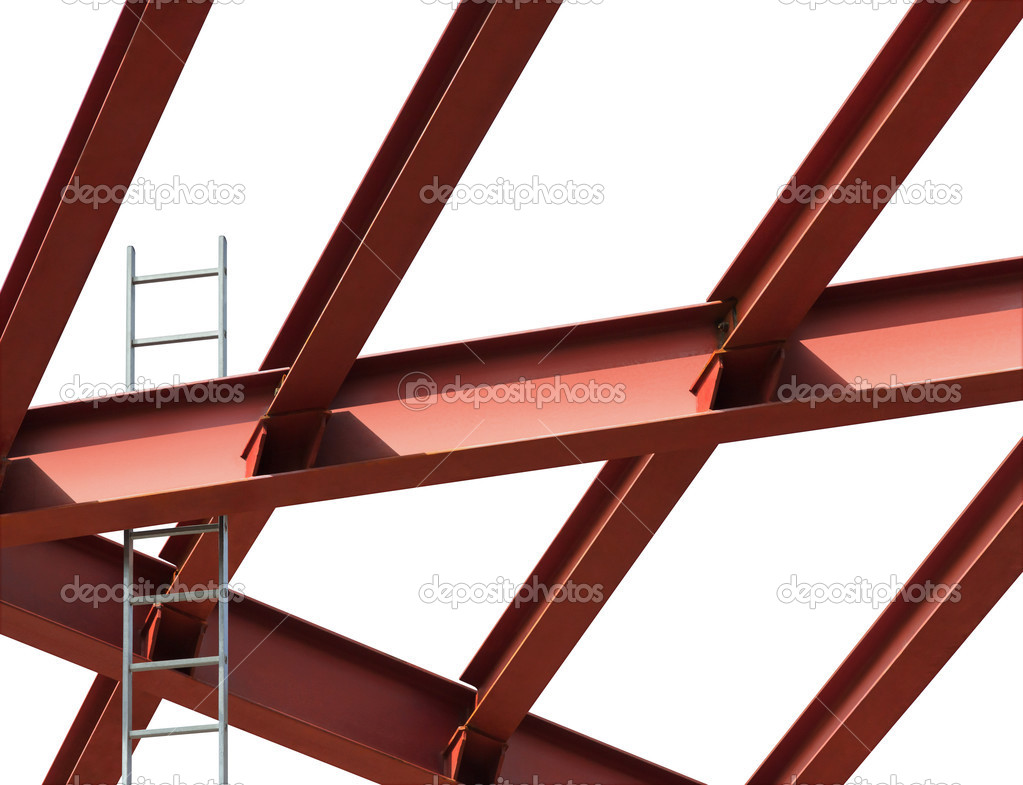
[1,1,1021,784]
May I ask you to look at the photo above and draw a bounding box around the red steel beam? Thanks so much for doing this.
[452,448,715,780]
[0,0,144,332]
[87,6,572,750]
[259,0,491,372]
[447,4,1023,758]
[0,1,212,462]
[710,0,1023,352]
[264,0,562,418]
[44,675,159,785]
[21,7,223,758]
[1,537,705,785]
[2,259,1019,544]
[45,509,273,785]
[45,675,118,785]
[747,438,1023,785]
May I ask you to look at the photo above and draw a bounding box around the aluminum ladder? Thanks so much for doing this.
[122,237,229,784]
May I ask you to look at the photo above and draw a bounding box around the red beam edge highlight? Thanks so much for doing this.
[748,438,1023,785]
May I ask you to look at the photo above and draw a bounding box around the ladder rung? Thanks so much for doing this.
[133,329,219,348]
[130,590,219,605]
[131,655,220,672]
[133,267,219,285]
[130,522,221,541]
[130,723,220,740]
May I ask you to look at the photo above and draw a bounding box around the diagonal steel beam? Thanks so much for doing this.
[452,449,715,780]
[2,259,1019,545]
[1,537,705,785]
[447,4,1023,757]
[256,0,564,477]
[87,2,568,750]
[710,0,1023,354]
[43,675,159,785]
[260,0,561,394]
[0,0,212,462]
[45,510,272,785]
[8,8,220,768]
[747,438,1023,785]
[0,0,144,332]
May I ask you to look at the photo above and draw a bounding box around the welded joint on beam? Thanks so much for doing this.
[138,602,207,668]
[243,410,329,475]
[690,343,785,410]
[715,302,739,348]
[444,723,508,785]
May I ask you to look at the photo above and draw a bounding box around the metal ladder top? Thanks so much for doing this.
[126,235,227,388]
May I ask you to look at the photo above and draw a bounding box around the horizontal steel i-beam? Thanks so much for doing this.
[1,259,1020,545]
[1,536,705,785]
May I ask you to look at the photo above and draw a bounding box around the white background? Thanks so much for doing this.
[1,1,1021,784]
